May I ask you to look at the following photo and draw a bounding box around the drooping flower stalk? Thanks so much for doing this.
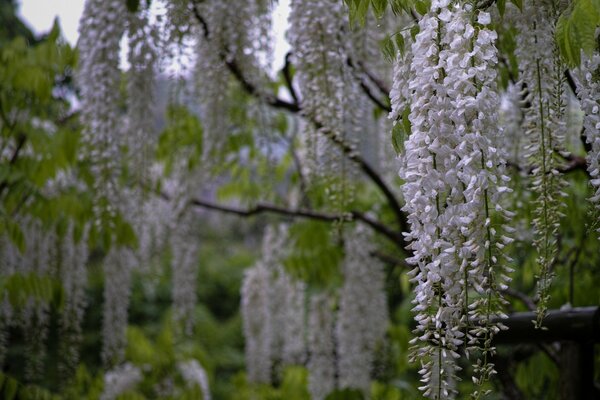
[58,224,90,380]
[288,0,356,213]
[77,0,127,224]
[126,7,157,188]
[193,0,272,157]
[102,247,135,367]
[18,221,56,382]
[178,359,212,400]
[572,54,600,236]
[336,226,388,393]
[307,292,336,400]
[511,1,568,326]
[170,212,199,335]
[241,260,272,383]
[399,2,512,397]
[100,362,142,400]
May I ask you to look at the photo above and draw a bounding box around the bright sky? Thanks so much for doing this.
[16,0,291,73]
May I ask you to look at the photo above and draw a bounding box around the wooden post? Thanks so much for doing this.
[494,307,600,400]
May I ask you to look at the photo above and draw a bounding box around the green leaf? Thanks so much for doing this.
[510,0,523,10]
[380,35,397,63]
[371,0,388,19]
[3,375,18,400]
[497,0,506,17]
[394,33,405,57]
[555,0,600,67]
[6,221,25,253]
[414,0,430,15]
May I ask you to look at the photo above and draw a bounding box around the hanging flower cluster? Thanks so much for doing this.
[101,247,135,367]
[170,211,199,335]
[193,0,272,156]
[510,1,568,325]
[307,293,336,400]
[100,362,143,400]
[178,359,212,400]
[336,226,388,393]
[126,6,157,185]
[58,224,90,379]
[288,0,358,213]
[397,1,512,397]
[77,0,127,223]
[241,225,308,383]
[573,54,600,235]
[241,258,273,383]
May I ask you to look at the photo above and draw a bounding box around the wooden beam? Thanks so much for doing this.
[494,307,600,344]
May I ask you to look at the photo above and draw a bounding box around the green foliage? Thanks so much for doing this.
[390,107,411,155]
[555,0,600,67]
[325,388,365,400]
[0,272,64,311]
[283,220,344,287]
[157,104,204,174]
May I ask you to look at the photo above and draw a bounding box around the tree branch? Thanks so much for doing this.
[189,3,408,242]
[187,197,404,246]
[283,52,300,105]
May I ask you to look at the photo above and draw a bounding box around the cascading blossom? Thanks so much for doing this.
[100,362,143,400]
[170,212,199,335]
[336,226,388,393]
[179,359,212,400]
[77,0,127,223]
[126,7,157,184]
[241,261,272,383]
[398,2,512,397]
[510,1,568,325]
[288,0,356,211]
[193,0,272,156]
[102,248,135,367]
[572,54,600,235]
[307,293,336,400]
[58,224,90,379]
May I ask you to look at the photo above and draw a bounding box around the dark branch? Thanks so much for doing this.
[283,52,300,105]
[225,58,300,113]
[356,60,391,96]
[189,3,407,242]
[359,81,391,113]
[187,197,404,245]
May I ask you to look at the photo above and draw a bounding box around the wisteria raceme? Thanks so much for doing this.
[241,261,272,383]
[399,2,512,397]
[0,235,18,369]
[170,212,199,335]
[511,1,568,326]
[288,0,354,212]
[100,362,143,400]
[307,293,336,400]
[336,226,388,393]
[265,225,307,368]
[263,225,290,366]
[102,247,135,367]
[77,0,127,223]
[281,274,307,366]
[58,224,90,380]
[126,7,157,185]
[572,54,600,235]
[400,4,462,398]
[178,359,212,400]
[18,221,56,382]
[193,0,272,156]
